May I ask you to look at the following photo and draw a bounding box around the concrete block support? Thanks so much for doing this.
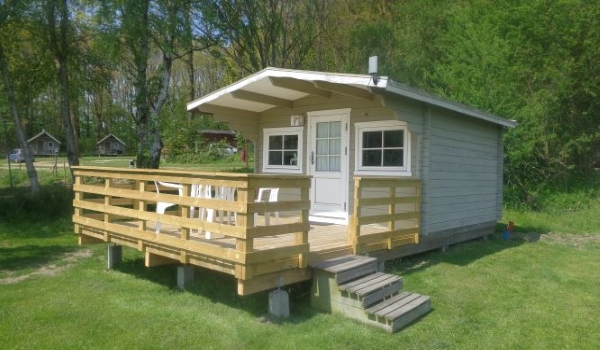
[269,290,290,318]
[107,244,122,270]
[177,265,195,290]
[377,260,385,273]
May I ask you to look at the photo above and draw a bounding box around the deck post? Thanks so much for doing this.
[177,265,195,290]
[268,289,290,318]
[107,244,122,269]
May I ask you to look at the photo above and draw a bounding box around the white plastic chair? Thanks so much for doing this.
[190,184,212,223]
[254,188,279,226]
[154,181,184,233]
[215,186,236,225]
[193,185,235,239]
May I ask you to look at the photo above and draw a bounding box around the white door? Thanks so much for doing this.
[307,109,350,224]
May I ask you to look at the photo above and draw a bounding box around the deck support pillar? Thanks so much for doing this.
[268,290,290,318]
[107,244,122,269]
[177,265,195,290]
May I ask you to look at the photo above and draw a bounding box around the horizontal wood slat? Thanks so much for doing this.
[350,177,421,255]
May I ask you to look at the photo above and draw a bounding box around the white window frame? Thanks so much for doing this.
[354,120,411,176]
[262,127,303,174]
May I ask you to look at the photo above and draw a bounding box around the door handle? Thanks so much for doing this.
[311,151,314,165]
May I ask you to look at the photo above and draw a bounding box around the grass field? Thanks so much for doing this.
[1,162,599,348]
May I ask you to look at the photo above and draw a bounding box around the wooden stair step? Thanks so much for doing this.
[338,272,404,307]
[311,255,377,273]
[311,255,379,285]
[339,272,402,296]
[366,291,432,333]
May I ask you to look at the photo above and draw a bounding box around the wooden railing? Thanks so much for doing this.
[72,166,311,295]
[349,177,421,254]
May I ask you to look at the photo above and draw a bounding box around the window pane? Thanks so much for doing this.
[316,122,329,138]
[329,121,341,137]
[284,151,298,166]
[269,135,282,150]
[316,156,328,171]
[363,150,382,166]
[384,130,403,147]
[283,135,298,150]
[363,131,382,148]
[268,151,282,165]
[383,149,403,166]
[316,139,328,155]
[329,139,341,155]
[329,156,340,171]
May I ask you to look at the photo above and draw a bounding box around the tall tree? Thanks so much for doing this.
[96,0,213,168]
[45,0,79,169]
[199,0,320,77]
[0,0,40,192]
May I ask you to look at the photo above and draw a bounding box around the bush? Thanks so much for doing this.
[0,185,73,222]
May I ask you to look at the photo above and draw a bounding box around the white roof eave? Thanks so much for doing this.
[186,67,381,113]
[186,67,516,128]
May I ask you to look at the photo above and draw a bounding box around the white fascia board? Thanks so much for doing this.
[186,67,385,112]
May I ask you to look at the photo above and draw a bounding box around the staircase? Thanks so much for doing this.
[310,255,431,333]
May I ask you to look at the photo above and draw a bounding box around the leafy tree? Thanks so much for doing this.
[199,0,320,78]
[0,0,41,192]
[44,0,80,169]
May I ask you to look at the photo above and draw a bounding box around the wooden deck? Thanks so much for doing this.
[141,219,358,261]
[72,166,420,295]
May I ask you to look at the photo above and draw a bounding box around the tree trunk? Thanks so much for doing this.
[132,0,152,168]
[47,0,79,173]
[0,44,40,193]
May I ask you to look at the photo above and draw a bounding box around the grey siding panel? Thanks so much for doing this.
[496,126,504,220]
[426,108,501,234]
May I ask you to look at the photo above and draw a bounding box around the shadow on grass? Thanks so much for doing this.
[113,254,317,322]
[386,223,546,277]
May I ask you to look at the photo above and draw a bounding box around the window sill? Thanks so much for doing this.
[354,170,413,177]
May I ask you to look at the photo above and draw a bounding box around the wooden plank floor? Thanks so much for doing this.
[187,219,351,254]
[116,215,388,263]
[133,216,350,251]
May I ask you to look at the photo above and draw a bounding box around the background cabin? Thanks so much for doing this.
[97,134,126,156]
[200,129,237,147]
[27,129,60,156]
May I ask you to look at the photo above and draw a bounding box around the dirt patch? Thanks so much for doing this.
[537,232,600,249]
[0,249,92,285]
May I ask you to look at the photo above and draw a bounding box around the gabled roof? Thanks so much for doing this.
[27,129,61,144]
[97,134,126,145]
[187,67,516,128]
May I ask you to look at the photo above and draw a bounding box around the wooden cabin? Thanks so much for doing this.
[28,129,60,156]
[73,68,515,297]
[97,134,126,156]
[186,68,516,252]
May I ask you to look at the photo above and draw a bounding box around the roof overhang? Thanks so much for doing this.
[27,129,62,144]
[187,67,516,128]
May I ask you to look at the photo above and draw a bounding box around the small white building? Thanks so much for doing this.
[97,134,126,156]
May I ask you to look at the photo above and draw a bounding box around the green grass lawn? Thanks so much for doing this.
[1,207,599,349]
[1,165,599,348]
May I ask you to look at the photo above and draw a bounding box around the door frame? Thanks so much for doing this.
[306,108,350,224]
